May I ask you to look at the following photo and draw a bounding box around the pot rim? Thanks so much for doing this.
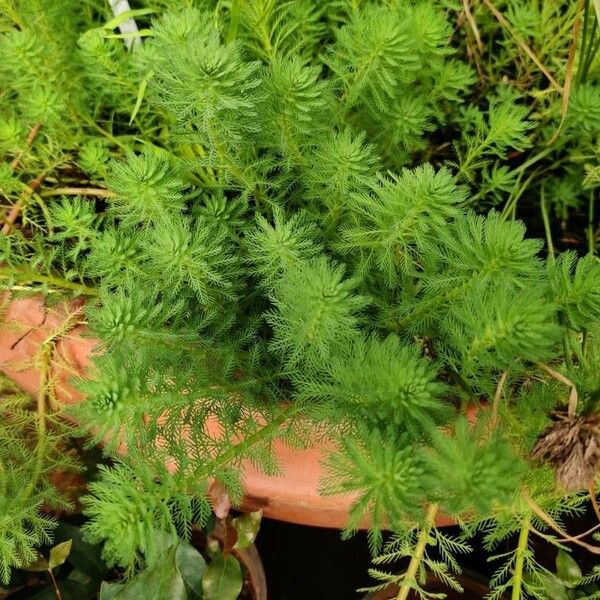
[0,294,457,530]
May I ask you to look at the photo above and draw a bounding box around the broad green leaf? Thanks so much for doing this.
[557,550,582,588]
[232,511,262,550]
[175,540,206,598]
[99,581,123,600]
[105,545,187,600]
[26,554,49,572]
[103,8,155,30]
[524,571,569,600]
[202,554,243,600]
[49,540,72,570]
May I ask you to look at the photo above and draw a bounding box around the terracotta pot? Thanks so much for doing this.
[0,295,457,530]
[362,571,499,600]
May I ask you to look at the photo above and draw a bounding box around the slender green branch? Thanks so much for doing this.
[198,404,304,478]
[511,513,531,600]
[226,0,242,44]
[540,185,555,260]
[0,267,99,297]
[396,503,438,600]
[589,189,596,256]
[22,342,51,502]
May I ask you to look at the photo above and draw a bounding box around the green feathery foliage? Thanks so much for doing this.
[3,0,600,596]
[0,376,79,584]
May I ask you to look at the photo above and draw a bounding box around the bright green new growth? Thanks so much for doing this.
[2,0,600,597]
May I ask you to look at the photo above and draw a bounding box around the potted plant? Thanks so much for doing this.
[3,0,600,598]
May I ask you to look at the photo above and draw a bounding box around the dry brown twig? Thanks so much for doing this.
[522,488,600,554]
[2,173,46,235]
[39,187,116,199]
[481,0,562,92]
[490,370,509,429]
[462,0,483,51]
[2,123,44,235]
[538,363,578,417]
[9,123,42,171]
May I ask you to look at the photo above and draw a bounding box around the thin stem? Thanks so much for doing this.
[491,370,509,429]
[589,190,596,256]
[513,145,555,174]
[48,568,63,600]
[481,0,562,91]
[79,114,130,153]
[226,0,242,44]
[2,172,46,234]
[578,0,591,82]
[560,317,575,375]
[522,488,600,554]
[589,482,600,522]
[39,187,116,198]
[198,404,304,477]
[511,513,531,600]
[537,362,578,416]
[396,504,438,600]
[540,185,555,260]
[0,267,99,297]
[9,123,42,171]
[22,343,51,501]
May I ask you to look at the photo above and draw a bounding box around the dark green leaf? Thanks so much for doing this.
[175,540,206,598]
[557,550,582,587]
[106,545,187,600]
[232,511,262,550]
[26,554,49,572]
[202,554,243,600]
[524,571,569,600]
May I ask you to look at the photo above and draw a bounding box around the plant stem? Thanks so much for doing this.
[199,404,304,477]
[540,184,555,260]
[396,503,438,600]
[40,187,116,198]
[2,172,46,234]
[9,123,42,171]
[48,568,63,600]
[511,513,531,600]
[226,0,242,43]
[0,267,99,297]
[22,342,51,501]
[578,0,591,82]
[589,189,596,256]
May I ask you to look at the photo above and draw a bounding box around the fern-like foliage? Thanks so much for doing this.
[82,460,211,576]
[0,377,79,584]
[107,151,189,227]
[297,335,447,432]
[336,165,466,286]
[321,426,426,547]
[3,0,600,596]
[268,257,368,369]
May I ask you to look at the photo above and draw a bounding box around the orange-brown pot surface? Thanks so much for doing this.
[0,295,457,529]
